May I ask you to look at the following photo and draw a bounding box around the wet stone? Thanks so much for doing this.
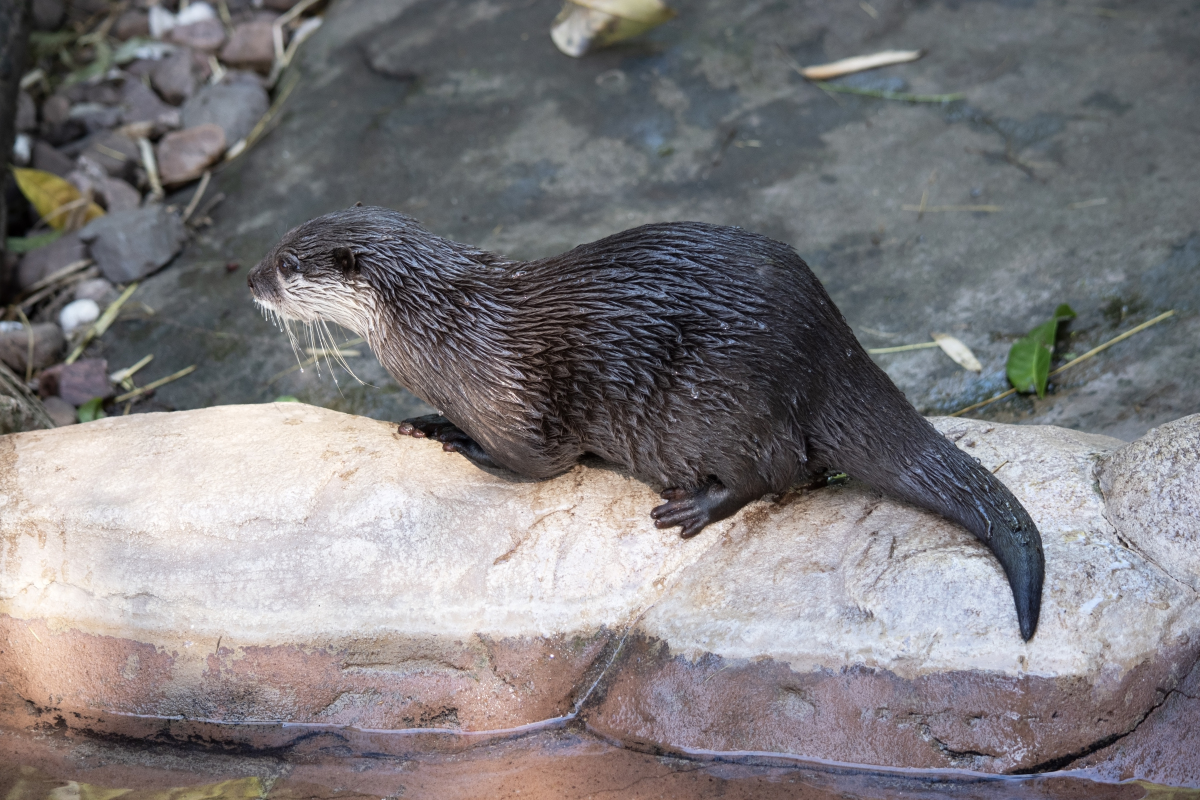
[78,131,141,180]
[120,78,182,133]
[16,232,86,290]
[41,395,77,427]
[180,79,268,145]
[37,359,111,406]
[114,9,150,40]
[0,323,64,374]
[31,140,74,177]
[78,205,188,284]
[73,278,117,306]
[67,103,122,134]
[219,19,276,74]
[166,18,227,52]
[15,92,36,133]
[156,124,227,186]
[31,0,65,30]
[151,48,200,105]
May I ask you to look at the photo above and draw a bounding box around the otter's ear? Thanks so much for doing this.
[354,201,363,207]
[332,247,357,275]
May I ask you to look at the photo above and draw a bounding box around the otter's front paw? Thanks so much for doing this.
[398,414,462,441]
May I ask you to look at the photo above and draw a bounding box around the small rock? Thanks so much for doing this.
[59,299,101,335]
[0,322,64,374]
[74,278,117,306]
[16,91,37,132]
[167,18,227,52]
[151,48,199,105]
[219,20,276,74]
[120,77,182,133]
[17,231,86,290]
[79,205,188,284]
[41,395,78,427]
[38,359,112,406]
[115,9,151,40]
[12,134,32,165]
[180,80,269,145]
[69,102,124,134]
[97,174,142,213]
[32,140,75,177]
[156,123,226,185]
[31,0,65,30]
[42,95,71,127]
[79,131,141,180]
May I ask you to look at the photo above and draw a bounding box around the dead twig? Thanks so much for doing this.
[114,364,197,403]
[181,170,211,224]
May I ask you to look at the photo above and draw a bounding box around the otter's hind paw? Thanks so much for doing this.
[651,481,745,539]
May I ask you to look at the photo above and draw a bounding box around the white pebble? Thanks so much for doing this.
[59,299,101,335]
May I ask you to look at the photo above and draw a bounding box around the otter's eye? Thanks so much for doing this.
[280,254,302,273]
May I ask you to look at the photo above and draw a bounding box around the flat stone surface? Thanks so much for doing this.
[91,0,1198,439]
[156,123,227,185]
[78,205,188,284]
[0,404,1196,779]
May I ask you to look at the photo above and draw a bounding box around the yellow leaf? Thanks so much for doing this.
[12,167,105,231]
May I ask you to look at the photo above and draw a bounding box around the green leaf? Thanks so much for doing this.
[1006,336,1052,397]
[63,40,113,87]
[1006,304,1078,398]
[77,397,107,423]
[6,230,64,253]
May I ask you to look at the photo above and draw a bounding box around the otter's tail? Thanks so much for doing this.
[817,390,1045,640]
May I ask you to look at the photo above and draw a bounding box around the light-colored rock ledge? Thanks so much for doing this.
[0,405,1196,778]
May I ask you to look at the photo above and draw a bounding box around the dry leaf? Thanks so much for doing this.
[800,50,922,81]
[12,167,105,231]
[551,0,675,58]
[931,332,982,372]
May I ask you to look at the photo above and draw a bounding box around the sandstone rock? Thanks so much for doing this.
[180,79,268,145]
[166,18,227,52]
[78,205,187,283]
[155,123,226,185]
[151,48,199,105]
[219,19,276,74]
[16,231,86,290]
[40,395,77,427]
[0,322,64,374]
[35,358,110,406]
[0,405,1195,782]
[1100,414,1200,592]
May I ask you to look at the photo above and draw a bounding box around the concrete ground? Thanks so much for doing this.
[98,0,1199,442]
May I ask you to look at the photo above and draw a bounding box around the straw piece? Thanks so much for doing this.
[65,282,139,364]
[801,50,923,81]
[115,365,197,403]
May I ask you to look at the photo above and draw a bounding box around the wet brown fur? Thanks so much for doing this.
[249,206,1044,640]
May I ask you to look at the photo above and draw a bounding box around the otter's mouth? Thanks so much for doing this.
[248,264,366,387]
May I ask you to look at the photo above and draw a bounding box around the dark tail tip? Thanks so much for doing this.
[997,521,1044,642]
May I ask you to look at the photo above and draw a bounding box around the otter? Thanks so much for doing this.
[248,206,1044,641]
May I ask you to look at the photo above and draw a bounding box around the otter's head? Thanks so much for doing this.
[247,206,390,336]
